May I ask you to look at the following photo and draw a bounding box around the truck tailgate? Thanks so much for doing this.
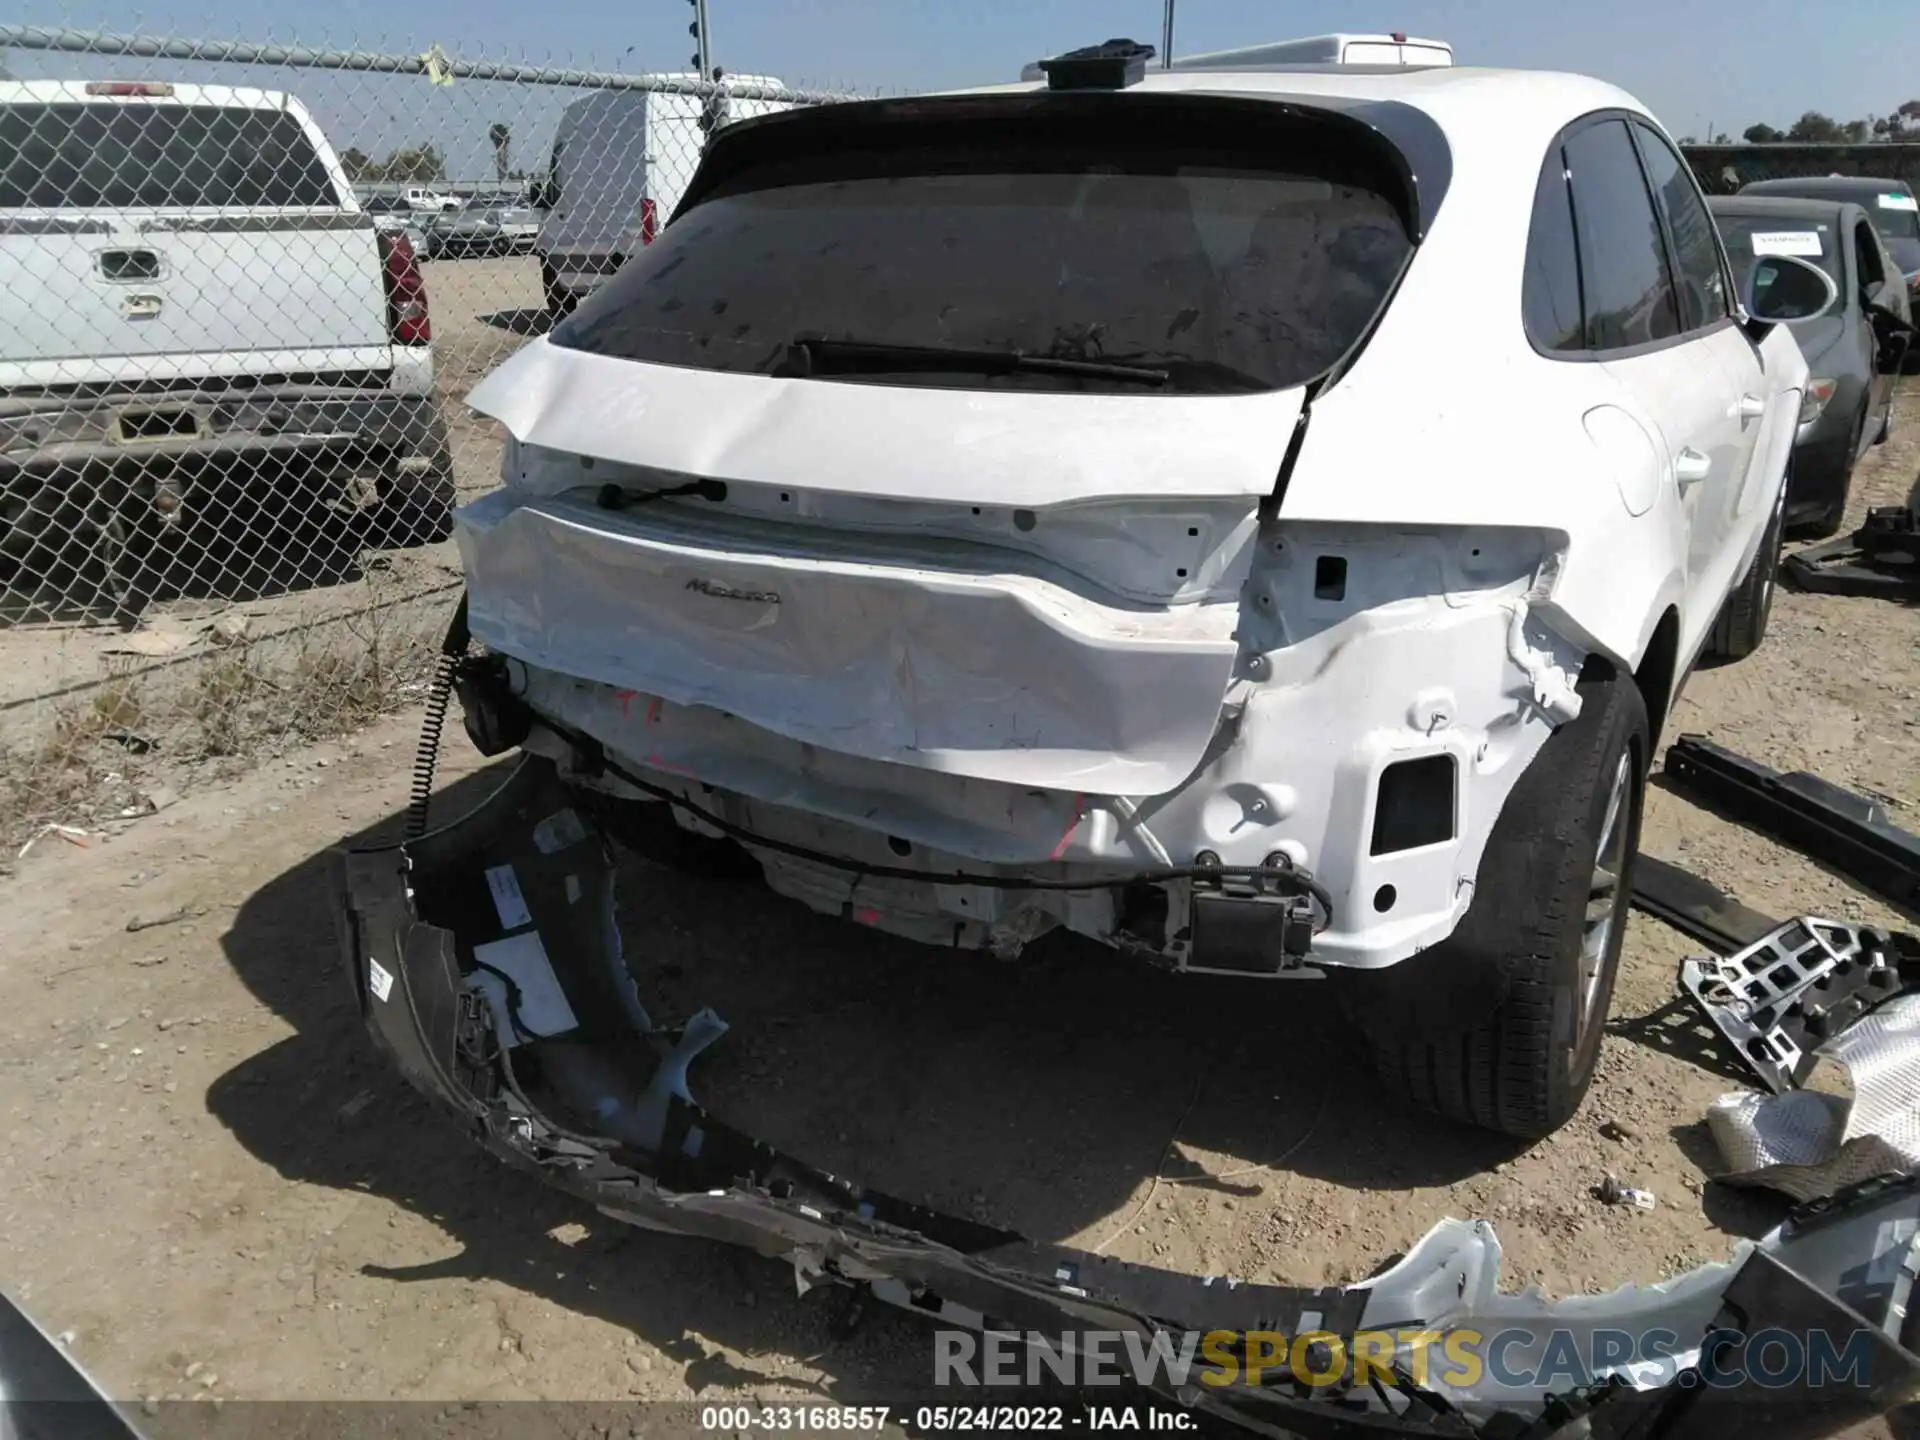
[0,213,391,387]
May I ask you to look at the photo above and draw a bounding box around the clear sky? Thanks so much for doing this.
[6,0,1917,180]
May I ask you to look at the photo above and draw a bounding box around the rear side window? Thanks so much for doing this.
[0,103,336,208]
[1869,192,1920,275]
[1630,122,1728,332]
[1562,119,1681,350]
[552,106,1416,395]
[1522,147,1584,352]
[1856,220,1888,289]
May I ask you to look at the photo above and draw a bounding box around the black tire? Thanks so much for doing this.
[1705,465,1788,662]
[1344,669,1648,1139]
[367,470,454,549]
[540,259,576,320]
[100,506,162,627]
[365,412,456,549]
[1799,409,1864,541]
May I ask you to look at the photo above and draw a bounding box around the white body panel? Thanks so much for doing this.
[534,77,796,296]
[459,65,1805,970]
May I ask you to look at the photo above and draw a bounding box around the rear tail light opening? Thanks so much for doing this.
[379,231,432,345]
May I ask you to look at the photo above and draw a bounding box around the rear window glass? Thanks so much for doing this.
[0,103,336,208]
[1713,215,1844,291]
[1868,199,1920,274]
[552,107,1414,395]
[1746,182,1920,273]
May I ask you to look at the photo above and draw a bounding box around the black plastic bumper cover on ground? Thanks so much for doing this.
[1663,735,1920,915]
[331,755,1920,1439]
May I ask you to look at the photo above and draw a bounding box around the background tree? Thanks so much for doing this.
[1785,111,1845,143]
[1736,99,1920,144]
[380,144,447,184]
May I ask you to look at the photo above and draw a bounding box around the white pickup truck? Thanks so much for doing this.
[401,185,461,213]
[0,79,455,618]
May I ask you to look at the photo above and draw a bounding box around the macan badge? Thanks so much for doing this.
[685,577,780,604]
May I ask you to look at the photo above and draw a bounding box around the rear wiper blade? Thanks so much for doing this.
[782,335,1170,385]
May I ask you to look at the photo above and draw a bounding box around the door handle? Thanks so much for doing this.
[1737,392,1767,422]
[1673,448,1712,491]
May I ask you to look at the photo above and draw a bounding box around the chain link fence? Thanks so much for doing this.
[0,22,870,850]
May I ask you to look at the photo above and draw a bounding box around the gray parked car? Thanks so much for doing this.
[1739,175,1920,369]
[1711,194,1912,535]
[423,200,540,259]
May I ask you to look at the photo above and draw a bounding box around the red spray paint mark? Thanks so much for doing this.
[1048,794,1088,861]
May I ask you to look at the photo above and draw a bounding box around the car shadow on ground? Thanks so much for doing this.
[205,764,1523,1390]
[1603,994,1753,1084]
[481,309,553,336]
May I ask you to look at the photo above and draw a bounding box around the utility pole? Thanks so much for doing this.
[688,0,712,79]
[1161,0,1175,67]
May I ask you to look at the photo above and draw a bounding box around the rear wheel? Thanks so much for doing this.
[364,415,456,550]
[1800,409,1865,540]
[1704,464,1787,663]
[1345,670,1648,1139]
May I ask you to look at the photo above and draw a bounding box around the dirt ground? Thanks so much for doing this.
[1,377,1917,1436]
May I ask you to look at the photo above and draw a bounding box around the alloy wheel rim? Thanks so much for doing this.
[1759,475,1788,613]
[1578,751,1634,1044]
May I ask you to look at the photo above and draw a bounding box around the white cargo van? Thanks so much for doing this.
[1172,33,1453,68]
[0,80,454,619]
[532,75,796,316]
[1018,33,1453,81]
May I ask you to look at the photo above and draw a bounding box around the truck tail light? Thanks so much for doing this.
[378,231,432,345]
[640,197,658,246]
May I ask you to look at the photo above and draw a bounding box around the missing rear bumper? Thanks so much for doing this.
[333,753,1920,1437]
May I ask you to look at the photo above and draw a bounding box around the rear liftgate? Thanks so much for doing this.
[335,756,1920,1439]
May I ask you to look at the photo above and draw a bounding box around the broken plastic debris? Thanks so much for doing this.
[1680,915,1910,1093]
[1710,991,1920,1201]
[1596,1173,1657,1210]
[17,825,94,859]
[339,759,1920,1438]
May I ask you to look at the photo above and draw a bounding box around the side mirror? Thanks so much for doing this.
[1745,254,1838,323]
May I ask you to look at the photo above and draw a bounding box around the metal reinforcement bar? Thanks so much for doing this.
[0,25,860,104]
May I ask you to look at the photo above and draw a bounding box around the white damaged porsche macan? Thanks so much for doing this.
[445,63,1811,1139]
